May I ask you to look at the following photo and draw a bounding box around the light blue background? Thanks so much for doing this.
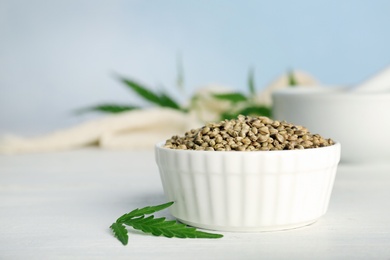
[1,0,389,134]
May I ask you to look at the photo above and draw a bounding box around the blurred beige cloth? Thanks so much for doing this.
[0,70,317,154]
[0,108,201,154]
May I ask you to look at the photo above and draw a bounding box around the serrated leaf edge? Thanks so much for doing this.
[111,201,223,245]
[110,222,129,245]
[124,215,223,239]
[117,201,174,223]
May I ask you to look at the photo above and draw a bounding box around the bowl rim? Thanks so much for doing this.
[155,141,340,155]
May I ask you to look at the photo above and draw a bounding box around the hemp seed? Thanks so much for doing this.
[164,115,335,151]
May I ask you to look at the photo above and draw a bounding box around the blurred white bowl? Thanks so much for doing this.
[272,87,390,163]
[155,142,340,232]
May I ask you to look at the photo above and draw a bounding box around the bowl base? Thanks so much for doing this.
[176,218,320,232]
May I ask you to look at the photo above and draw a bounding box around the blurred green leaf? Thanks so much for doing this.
[213,93,248,103]
[121,78,164,105]
[238,105,272,117]
[288,70,297,87]
[75,104,139,114]
[176,53,184,91]
[248,68,255,95]
[220,111,238,120]
[159,92,181,110]
[121,78,181,110]
[220,105,272,120]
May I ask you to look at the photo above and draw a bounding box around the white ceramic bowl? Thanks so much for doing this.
[155,142,340,232]
[272,88,390,163]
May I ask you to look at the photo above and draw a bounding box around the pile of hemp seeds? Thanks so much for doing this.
[164,115,334,151]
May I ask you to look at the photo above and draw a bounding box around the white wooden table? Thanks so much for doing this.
[1,149,390,259]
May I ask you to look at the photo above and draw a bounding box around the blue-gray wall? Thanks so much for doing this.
[1,0,389,134]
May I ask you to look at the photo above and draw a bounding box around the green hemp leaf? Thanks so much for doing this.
[288,70,298,86]
[110,202,223,245]
[110,222,129,245]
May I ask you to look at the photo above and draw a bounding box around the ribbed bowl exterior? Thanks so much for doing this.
[155,142,341,232]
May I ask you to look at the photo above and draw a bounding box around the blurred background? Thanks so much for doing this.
[1,0,390,136]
